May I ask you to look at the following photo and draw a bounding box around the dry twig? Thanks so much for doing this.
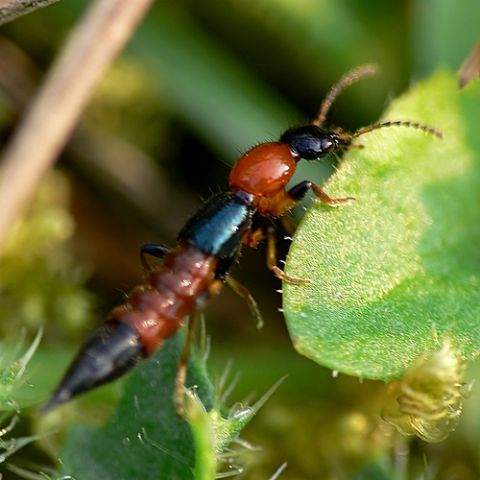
[459,41,480,89]
[0,0,60,26]
[0,0,154,254]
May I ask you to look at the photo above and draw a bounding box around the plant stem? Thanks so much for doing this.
[0,0,153,254]
[0,0,60,26]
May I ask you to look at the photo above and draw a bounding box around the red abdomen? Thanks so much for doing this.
[109,244,218,354]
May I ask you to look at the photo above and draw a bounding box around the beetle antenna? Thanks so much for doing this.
[313,64,380,127]
[352,120,443,139]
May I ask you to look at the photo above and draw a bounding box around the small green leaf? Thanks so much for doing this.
[185,390,254,479]
[0,330,42,409]
[59,333,256,479]
[284,71,480,380]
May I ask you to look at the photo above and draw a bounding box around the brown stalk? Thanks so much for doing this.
[0,0,154,254]
[458,41,480,89]
[0,0,60,26]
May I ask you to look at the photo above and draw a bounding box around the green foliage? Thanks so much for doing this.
[0,330,41,410]
[0,173,94,338]
[0,423,42,469]
[59,334,257,479]
[413,0,480,75]
[0,333,44,467]
[129,4,300,161]
[284,71,480,380]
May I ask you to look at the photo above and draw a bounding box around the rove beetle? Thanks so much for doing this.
[43,65,441,412]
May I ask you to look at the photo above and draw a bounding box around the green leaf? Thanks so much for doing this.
[59,333,256,479]
[284,70,480,381]
[0,330,42,410]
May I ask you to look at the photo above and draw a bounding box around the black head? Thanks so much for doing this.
[280,125,346,160]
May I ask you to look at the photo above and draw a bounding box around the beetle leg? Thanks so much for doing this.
[266,227,308,285]
[140,243,170,272]
[174,280,222,415]
[310,183,355,206]
[226,276,263,329]
[174,314,197,416]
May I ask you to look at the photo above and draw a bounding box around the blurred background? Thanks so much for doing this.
[0,0,479,478]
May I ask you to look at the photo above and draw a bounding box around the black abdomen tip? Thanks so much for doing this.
[41,322,145,412]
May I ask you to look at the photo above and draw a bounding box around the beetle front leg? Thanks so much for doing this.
[310,183,355,206]
[288,180,354,207]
